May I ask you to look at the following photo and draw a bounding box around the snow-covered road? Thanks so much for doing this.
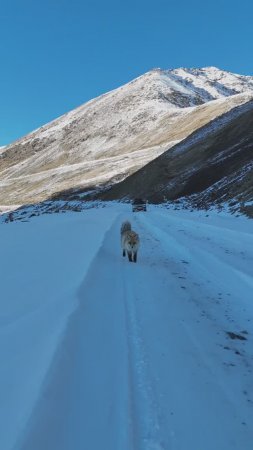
[0,205,253,449]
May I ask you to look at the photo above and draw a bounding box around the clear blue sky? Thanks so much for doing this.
[1,0,252,145]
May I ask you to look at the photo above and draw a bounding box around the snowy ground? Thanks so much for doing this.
[0,204,252,450]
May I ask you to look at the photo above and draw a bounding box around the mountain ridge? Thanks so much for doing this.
[1,66,253,206]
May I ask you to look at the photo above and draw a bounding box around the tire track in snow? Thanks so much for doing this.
[121,213,183,450]
[122,262,164,450]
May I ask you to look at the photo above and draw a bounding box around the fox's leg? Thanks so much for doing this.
[133,252,137,263]
[123,249,126,257]
[127,251,132,262]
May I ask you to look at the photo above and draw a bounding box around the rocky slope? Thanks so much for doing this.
[1,67,253,206]
[100,99,253,217]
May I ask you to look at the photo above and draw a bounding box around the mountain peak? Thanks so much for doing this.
[201,65,222,71]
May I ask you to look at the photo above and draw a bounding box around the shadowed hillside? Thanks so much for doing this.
[98,100,253,215]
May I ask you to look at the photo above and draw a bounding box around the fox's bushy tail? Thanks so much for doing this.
[121,221,131,234]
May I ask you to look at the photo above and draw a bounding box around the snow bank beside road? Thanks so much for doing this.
[0,207,119,450]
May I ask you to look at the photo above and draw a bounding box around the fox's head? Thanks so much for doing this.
[127,232,139,249]
[129,237,137,248]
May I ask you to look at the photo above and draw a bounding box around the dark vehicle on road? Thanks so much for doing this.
[132,198,147,212]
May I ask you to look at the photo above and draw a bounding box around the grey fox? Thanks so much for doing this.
[121,223,140,263]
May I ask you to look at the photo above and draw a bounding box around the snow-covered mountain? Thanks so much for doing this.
[1,66,253,206]
[166,66,253,101]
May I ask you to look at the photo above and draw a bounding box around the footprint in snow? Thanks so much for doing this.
[226,331,247,341]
